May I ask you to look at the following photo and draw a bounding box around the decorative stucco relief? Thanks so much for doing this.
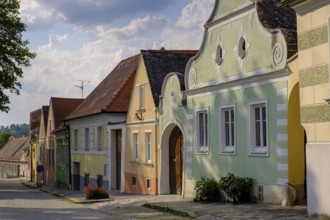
[301,104,330,123]
[298,25,328,51]
[299,64,329,88]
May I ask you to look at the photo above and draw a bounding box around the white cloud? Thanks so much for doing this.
[0,0,214,126]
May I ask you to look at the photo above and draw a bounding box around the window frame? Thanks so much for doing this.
[145,131,152,164]
[139,85,145,111]
[84,127,89,151]
[196,108,209,153]
[220,104,236,155]
[249,100,269,156]
[132,132,140,162]
[97,126,103,151]
[74,129,78,151]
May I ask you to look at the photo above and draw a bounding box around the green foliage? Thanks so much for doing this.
[194,177,220,202]
[0,131,12,149]
[219,173,255,203]
[0,0,36,112]
[84,184,109,200]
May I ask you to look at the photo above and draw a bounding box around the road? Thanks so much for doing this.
[0,178,189,220]
[0,178,109,220]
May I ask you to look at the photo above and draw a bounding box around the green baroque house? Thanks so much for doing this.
[159,0,305,204]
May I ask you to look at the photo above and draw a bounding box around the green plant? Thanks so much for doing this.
[219,173,255,203]
[84,184,109,200]
[194,177,220,202]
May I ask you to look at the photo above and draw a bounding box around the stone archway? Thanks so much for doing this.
[159,122,185,195]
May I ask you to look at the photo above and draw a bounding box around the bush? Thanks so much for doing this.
[194,177,220,202]
[84,184,109,200]
[219,173,255,203]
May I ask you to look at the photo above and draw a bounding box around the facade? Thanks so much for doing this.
[66,54,139,192]
[125,50,196,195]
[37,106,49,184]
[159,0,305,204]
[29,108,42,183]
[279,0,330,216]
[0,137,30,178]
[44,97,83,186]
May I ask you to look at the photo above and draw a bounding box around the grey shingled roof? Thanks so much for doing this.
[141,50,197,107]
[255,0,297,58]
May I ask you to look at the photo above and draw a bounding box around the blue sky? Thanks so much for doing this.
[0,0,214,126]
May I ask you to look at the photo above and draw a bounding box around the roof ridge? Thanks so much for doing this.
[103,67,137,112]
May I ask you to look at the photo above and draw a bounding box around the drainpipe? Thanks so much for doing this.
[64,121,72,190]
[154,107,159,195]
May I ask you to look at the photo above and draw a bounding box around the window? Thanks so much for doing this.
[197,110,208,152]
[238,37,246,58]
[97,175,103,187]
[249,102,268,155]
[97,126,103,151]
[85,128,89,151]
[139,85,145,110]
[145,132,152,163]
[84,173,89,187]
[132,176,137,185]
[73,129,78,150]
[220,106,235,154]
[147,179,151,189]
[215,45,223,65]
[133,133,139,161]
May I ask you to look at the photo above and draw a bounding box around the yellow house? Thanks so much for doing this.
[66,54,139,191]
[125,50,196,195]
[279,0,330,216]
[29,108,42,183]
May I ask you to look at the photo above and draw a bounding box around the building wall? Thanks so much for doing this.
[31,141,38,183]
[158,1,304,204]
[125,56,158,195]
[69,114,126,191]
[294,3,330,216]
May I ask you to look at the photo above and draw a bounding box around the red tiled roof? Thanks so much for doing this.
[66,54,140,120]
[50,97,84,131]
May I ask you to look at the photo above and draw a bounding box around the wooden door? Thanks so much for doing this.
[116,130,122,190]
[169,127,183,194]
[73,162,80,191]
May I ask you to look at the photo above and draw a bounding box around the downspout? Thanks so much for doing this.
[64,121,72,190]
[154,107,159,194]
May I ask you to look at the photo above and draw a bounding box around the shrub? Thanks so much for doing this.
[194,177,220,202]
[84,184,109,200]
[219,173,255,203]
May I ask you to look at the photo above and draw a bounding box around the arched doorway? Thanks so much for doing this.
[169,126,183,194]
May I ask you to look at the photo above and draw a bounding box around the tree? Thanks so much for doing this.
[0,0,36,112]
[0,132,12,149]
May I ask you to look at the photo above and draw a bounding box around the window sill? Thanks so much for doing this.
[220,146,236,155]
[143,162,154,167]
[130,161,140,165]
[195,148,209,154]
[249,147,268,156]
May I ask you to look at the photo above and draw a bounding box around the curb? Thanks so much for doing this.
[20,180,113,204]
[143,203,196,219]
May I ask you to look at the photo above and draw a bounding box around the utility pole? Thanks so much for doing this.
[74,80,90,98]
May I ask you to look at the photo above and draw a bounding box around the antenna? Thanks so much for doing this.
[74,80,91,98]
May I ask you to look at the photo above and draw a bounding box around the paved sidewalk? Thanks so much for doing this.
[20,178,314,219]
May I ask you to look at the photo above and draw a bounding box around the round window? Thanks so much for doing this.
[238,37,246,58]
[215,45,223,65]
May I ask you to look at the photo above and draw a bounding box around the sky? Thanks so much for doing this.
[0,0,214,127]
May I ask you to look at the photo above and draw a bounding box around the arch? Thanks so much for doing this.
[159,120,186,195]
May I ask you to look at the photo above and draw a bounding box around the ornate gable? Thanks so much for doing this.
[185,0,296,91]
